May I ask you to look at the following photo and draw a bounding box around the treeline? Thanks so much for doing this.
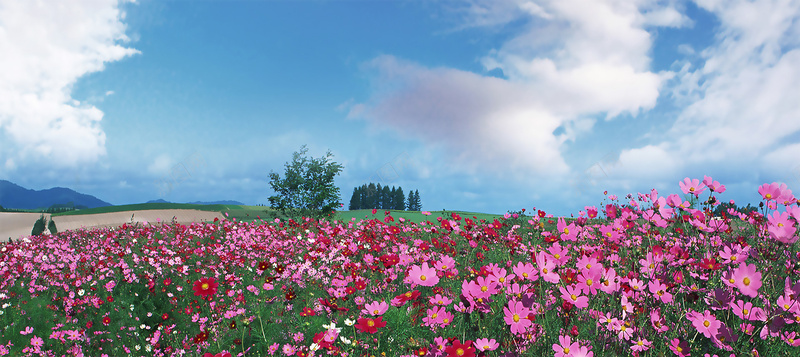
[348,183,422,211]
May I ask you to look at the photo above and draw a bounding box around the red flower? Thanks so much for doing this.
[444,339,475,357]
[354,316,386,334]
[193,277,219,297]
[102,316,111,325]
[300,307,316,316]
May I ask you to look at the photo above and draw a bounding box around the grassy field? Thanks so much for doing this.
[48,203,515,225]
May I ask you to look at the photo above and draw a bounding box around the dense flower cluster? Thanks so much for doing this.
[0,177,798,356]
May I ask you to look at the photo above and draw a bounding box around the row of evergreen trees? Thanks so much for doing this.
[348,183,422,211]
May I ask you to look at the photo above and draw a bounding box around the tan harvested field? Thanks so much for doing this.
[1,209,225,242]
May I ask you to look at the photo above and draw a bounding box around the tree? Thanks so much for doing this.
[48,219,58,235]
[394,187,406,210]
[268,145,344,218]
[365,183,377,209]
[348,187,361,211]
[31,214,47,236]
[381,185,391,209]
[407,189,422,211]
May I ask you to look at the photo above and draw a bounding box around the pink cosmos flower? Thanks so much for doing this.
[408,262,439,287]
[666,194,690,209]
[552,335,580,357]
[758,182,783,201]
[30,336,44,348]
[474,338,499,351]
[703,175,726,193]
[599,267,620,294]
[576,266,602,295]
[362,300,389,316]
[503,300,531,335]
[429,294,453,306]
[648,279,673,304]
[732,262,762,298]
[434,256,455,272]
[687,310,720,338]
[650,309,669,332]
[767,211,798,244]
[669,339,690,357]
[559,285,589,309]
[679,177,707,197]
[730,300,765,321]
[536,253,560,283]
[547,243,571,266]
[630,338,652,352]
[422,306,446,327]
[512,261,538,282]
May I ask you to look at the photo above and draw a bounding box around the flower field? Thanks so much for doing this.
[1,177,800,357]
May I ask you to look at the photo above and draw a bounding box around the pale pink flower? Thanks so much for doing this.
[503,300,531,335]
[559,285,589,309]
[732,262,762,298]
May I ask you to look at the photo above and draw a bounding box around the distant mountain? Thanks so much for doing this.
[0,180,112,210]
[145,199,244,205]
[146,199,171,204]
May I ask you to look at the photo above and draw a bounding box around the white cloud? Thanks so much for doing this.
[0,0,138,168]
[147,154,173,176]
[352,0,674,179]
[665,0,800,168]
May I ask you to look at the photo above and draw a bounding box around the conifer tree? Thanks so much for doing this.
[348,187,361,210]
[394,187,406,210]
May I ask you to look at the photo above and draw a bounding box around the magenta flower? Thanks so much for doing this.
[408,262,439,287]
[669,339,690,357]
[552,335,580,357]
[536,254,560,283]
[576,266,602,295]
[648,279,673,304]
[732,262,763,298]
[687,310,720,338]
[679,177,706,197]
[559,285,589,309]
[422,306,446,327]
[503,300,531,335]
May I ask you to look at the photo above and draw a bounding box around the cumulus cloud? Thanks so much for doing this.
[665,0,800,170]
[0,0,138,168]
[351,0,675,179]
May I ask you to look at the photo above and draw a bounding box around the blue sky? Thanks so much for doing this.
[1,0,799,216]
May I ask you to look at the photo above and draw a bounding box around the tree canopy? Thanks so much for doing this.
[268,145,343,218]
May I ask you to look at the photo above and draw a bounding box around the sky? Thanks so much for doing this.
[1,0,799,216]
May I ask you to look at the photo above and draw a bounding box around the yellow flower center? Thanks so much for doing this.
[443,318,450,323]
[677,346,682,352]
[523,273,529,278]
[637,340,644,346]
[563,228,569,235]
[481,286,488,292]
[564,348,570,354]
[367,320,375,327]
[658,290,664,296]
[743,277,750,286]
[543,268,549,274]
[729,278,735,284]
[431,313,437,319]
[606,232,612,237]
[554,254,561,259]
[570,294,577,301]
[731,256,737,261]
[586,279,593,286]
[373,309,379,314]
[456,348,464,356]
[743,309,749,315]
[766,193,773,199]
[420,275,427,281]
[513,314,520,323]
[703,320,710,328]
[201,283,209,290]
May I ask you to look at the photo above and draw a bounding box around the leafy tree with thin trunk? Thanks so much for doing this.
[268,145,343,219]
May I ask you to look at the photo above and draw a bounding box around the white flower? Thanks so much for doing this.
[77,289,85,297]
[344,318,355,326]
[130,304,135,311]
[322,322,341,333]
[309,343,320,351]
[339,336,351,344]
